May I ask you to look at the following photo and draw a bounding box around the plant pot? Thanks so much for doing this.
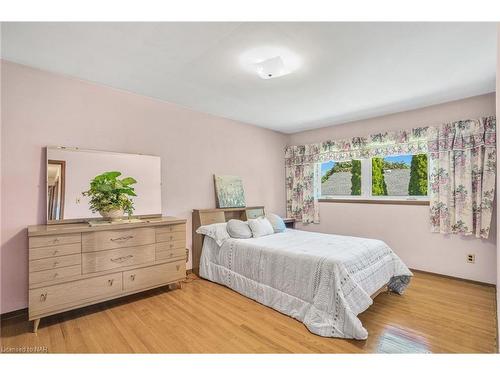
[99,208,125,221]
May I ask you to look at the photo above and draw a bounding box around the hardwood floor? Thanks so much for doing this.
[1,271,497,353]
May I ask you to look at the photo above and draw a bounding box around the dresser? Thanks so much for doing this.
[27,217,187,332]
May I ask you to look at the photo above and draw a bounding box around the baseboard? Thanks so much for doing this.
[0,307,28,321]
[410,268,496,287]
[495,289,499,353]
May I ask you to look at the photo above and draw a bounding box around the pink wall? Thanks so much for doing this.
[290,93,497,284]
[0,61,288,313]
[1,60,497,314]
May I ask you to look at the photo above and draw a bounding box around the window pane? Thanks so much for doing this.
[372,154,428,196]
[321,160,361,196]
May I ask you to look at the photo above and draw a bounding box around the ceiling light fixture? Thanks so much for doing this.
[239,46,302,80]
[254,56,287,80]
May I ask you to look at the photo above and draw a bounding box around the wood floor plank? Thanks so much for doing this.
[1,271,497,353]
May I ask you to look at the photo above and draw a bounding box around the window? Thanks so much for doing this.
[372,154,428,197]
[319,153,428,202]
[321,160,361,197]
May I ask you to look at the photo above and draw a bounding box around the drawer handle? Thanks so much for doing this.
[53,261,59,267]
[108,279,114,286]
[169,236,174,241]
[52,238,60,244]
[130,274,136,281]
[169,244,174,249]
[176,265,180,271]
[110,255,134,263]
[110,235,134,242]
[53,250,59,256]
[53,273,59,278]
[40,293,47,302]
[170,253,173,257]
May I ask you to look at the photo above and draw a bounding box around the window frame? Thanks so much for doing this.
[319,154,430,205]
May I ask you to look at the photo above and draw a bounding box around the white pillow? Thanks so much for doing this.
[248,217,275,238]
[226,219,252,239]
[266,213,286,233]
[196,222,230,246]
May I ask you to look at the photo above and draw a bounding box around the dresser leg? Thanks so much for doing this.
[178,281,183,290]
[33,318,41,333]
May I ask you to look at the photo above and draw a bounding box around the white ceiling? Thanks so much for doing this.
[1,22,497,133]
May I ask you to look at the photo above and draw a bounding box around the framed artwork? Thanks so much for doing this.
[214,175,246,208]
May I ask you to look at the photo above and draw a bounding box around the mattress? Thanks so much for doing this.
[199,228,412,339]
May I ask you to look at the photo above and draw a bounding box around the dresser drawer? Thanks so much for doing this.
[156,230,185,243]
[29,265,82,285]
[30,253,81,272]
[155,223,186,234]
[29,243,81,261]
[82,228,155,252]
[123,261,185,292]
[29,272,122,315]
[156,240,185,252]
[156,247,186,261]
[29,233,81,249]
[82,244,155,274]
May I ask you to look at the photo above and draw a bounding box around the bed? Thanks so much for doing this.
[191,207,412,340]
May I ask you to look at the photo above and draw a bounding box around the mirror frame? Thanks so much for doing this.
[46,146,162,224]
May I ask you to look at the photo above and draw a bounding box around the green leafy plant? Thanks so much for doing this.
[408,154,428,195]
[371,157,388,196]
[82,171,137,216]
[383,160,410,170]
[350,160,362,195]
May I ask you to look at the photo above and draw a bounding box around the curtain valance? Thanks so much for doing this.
[285,126,429,166]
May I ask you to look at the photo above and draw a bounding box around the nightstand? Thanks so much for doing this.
[283,218,296,229]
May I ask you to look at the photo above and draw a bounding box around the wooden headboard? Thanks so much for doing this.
[191,206,265,275]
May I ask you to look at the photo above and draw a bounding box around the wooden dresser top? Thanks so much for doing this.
[28,216,187,237]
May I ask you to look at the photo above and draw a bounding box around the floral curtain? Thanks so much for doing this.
[365,127,429,158]
[285,127,429,168]
[285,118,496,233]
[285,127,429,223]
[285,145,321,223]
[428,116,496,238]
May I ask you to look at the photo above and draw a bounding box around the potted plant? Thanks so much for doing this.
[82,171,137,221]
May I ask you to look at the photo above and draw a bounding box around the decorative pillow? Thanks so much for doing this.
[226,219,252,239]
[248,217,275,238]
[266,213,286,233]
[196,222,230,246]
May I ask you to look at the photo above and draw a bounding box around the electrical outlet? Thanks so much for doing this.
[467,254,476,264]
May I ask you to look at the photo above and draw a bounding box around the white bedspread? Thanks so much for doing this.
[199,229,412,339]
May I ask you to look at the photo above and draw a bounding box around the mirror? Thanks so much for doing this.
[47,160,66,220]
[46,147,162,223]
